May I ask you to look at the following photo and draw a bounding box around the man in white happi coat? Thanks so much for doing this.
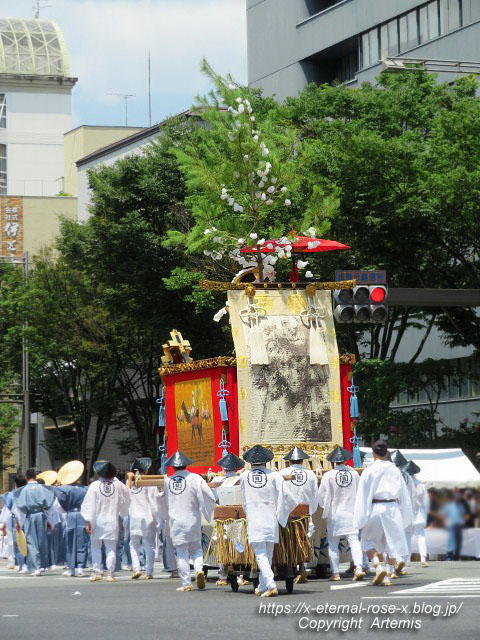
[280,446,318,584]
[159,450,216,593]
[81,460,130,583]
[127,457,158,580]
[318,446,365,582]
[402,460,429,567]
[212,452,245,587]
[353,440,413,586]
[240,444,297,598]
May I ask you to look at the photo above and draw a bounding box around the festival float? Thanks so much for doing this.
[134,86,370,590]
[135,231,366,591]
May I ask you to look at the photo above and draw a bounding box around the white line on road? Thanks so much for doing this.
[2,614,19,617]
[362,595,480,599]
[330,582,367,590]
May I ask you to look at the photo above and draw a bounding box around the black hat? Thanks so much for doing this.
[327,446,353,464]
[131,457,152,474]
[243,444,274,464]
[166,450,193,469]
[284,446,309,462]
[217,453,244,471]
[402,460,421,476]
[93,460,117,478]
[372,440,388,457]
[391,450,408,467]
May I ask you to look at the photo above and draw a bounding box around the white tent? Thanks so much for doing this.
[359,447,480,489]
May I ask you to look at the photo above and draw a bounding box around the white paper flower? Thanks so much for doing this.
[297,260,308,269]
[238,104,245,114]
[213,236,222,243]
[236,97,242,104]
[271,177,277,184]
[305,271,313,278]
[259,181,264,188]
[262,147,269,157]
[228,133,235,141]
[228,84,236,90]
[253,135,259,142]
[312,240,320,248]
[204,229,211,235]
[220,193,228,200]
[255,192,262,199]
[250,116,255,121]
[267,186,275,194]
[266,198,273,205]
[308,226,316,237]
[278,250,285,258]
[281,186,287,193]
[266,243,274,250]
[269,256,278,265]
[243,154,249,160]
[257,238,265,245]
[250,232,258,239]
[285,199,291,206]
[261,193,266,201]
[238,237,245,244]
[204,250,211,256]
[228,197,234,206]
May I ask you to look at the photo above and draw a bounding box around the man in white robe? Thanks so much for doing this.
[240,444,297,598]
[318,446,365,582]
[391,450,414,575]
[279,446,318,584]
[353,440,413,586]
[126,457,158,580]
[81,460,130,583]
[159,450,216,593]
[402,460,429,567]
[211,452,245,587]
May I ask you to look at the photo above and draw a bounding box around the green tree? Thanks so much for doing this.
[167,60,337,282]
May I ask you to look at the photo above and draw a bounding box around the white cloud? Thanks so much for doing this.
[1,0,247,126]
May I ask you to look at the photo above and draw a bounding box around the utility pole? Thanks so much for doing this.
[107,93,136,126]
[33,1,52,18]
[148,52,152,127]
[0,252,30,471]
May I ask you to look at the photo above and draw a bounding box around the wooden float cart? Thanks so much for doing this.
[206,503,311,594]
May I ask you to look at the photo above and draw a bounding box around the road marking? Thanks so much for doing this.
[362,591,480,600]
[2,614,19,617]
[330,582,367,590]
[391,578,480,595]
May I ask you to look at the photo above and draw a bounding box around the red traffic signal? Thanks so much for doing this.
[370,286,386,303]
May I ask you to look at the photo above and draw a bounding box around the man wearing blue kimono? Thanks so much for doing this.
[55,482,88,577]
[14,468,55,576]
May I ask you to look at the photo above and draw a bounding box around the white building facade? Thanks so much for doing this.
[0,18,76,197]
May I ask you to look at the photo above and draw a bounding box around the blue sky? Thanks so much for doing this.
[2,0,247,128]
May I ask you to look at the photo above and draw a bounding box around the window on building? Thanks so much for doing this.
[440,0,462,31]
[361,27,380,68]
[0,94,5,128]
[335,51,358,82]
[464,0,480,22]
[0,144,6,194]
[359,0,480,71]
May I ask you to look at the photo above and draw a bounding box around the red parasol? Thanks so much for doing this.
[240,232,350,281]
[240,233,350,255]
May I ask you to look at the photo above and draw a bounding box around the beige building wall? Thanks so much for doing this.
[22,196,77,256]
[64,126,143,196]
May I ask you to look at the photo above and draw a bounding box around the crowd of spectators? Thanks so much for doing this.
[426,488,480,560]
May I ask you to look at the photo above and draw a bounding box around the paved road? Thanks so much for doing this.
[0,560,479,640]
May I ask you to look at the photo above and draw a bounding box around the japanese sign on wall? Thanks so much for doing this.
[0,196,23,262]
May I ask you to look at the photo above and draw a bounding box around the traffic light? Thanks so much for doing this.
[333,285,388,323]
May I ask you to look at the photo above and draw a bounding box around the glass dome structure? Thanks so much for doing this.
[0,18,70,77]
